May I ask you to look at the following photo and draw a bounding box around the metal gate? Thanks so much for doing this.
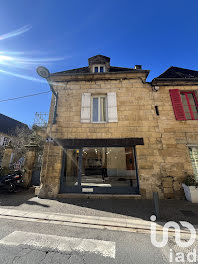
[31,151,43,186]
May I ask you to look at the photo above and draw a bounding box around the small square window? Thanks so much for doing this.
[93,65,105,73]
[100,66,104,73]
[3,137,10,146]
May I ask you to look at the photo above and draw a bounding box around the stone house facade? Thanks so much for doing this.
[38,55,198,199]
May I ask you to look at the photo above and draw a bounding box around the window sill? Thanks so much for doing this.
[91,122,107,124]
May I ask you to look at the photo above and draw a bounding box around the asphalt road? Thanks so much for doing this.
[0,216,169,264]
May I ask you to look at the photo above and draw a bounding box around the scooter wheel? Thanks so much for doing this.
[8,183,15,193]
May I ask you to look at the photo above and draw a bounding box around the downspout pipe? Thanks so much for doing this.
[48,82,58,124]
[36,66,58,124]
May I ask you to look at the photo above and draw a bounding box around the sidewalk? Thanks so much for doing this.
[0,188,198,225]
[0,207,197,238]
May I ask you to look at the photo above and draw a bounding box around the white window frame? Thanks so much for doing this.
[92,65,105,73]
[91,95,107,123]
[188,145,198,182]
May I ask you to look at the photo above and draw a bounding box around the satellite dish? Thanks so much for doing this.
[36,66,50,78]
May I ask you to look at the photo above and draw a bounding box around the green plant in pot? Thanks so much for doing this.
[182,175,198,203]
[183,175,198,187]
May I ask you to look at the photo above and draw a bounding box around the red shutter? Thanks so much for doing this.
[169,89,186,120]
[195,90,198,103]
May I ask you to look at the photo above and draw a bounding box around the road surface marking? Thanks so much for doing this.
[0,231,116,258]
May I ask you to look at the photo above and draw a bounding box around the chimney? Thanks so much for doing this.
[134,65,142,70]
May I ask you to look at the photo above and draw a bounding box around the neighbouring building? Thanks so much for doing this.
[0,113,29,167]
[0,113,47,187]
[37,55,198,199]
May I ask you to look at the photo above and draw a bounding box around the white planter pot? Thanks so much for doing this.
[182,183,198,203]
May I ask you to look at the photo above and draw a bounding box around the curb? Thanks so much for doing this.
[0,208,197,236]
[57,193,142,199]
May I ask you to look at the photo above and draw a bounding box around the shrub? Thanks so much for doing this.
[183,175,198,187]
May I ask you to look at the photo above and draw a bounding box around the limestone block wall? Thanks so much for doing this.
[0,133,11,167]
[23,149,37,187]
[41,73,165,198]
[40,72,198,199]
[39,143,63,198]
[1,147,13,168]
[153,84,198,198]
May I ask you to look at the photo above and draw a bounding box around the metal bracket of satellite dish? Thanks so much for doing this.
[37,66,50,79]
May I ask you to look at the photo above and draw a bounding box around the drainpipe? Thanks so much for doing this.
[36,66,58,124]
[48,82,58,124]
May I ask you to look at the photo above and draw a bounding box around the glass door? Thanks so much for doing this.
[60,148,81,193]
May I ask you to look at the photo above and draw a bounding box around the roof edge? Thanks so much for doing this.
[50,69,150,77]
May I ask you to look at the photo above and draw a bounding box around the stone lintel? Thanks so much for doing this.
[54,138,144,148]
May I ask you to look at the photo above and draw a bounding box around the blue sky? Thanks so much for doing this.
[0,0,198,126]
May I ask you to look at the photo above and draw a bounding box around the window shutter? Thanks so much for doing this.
[107,92,118,122]
[0,137,4,146]
[195,90,198,102]
[169,89,186,120]
[81,93,91,123]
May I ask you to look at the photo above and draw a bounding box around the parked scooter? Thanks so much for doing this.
[0,170,23,192]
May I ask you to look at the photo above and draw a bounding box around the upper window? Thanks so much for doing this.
[81,92,118,123]
[100,66,104,72]
[93,65,105,73]
[180,91,198,120]
[1,137,10,146]
[169,89,198,120]
[92,95,107,122]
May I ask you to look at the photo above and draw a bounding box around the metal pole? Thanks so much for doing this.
[153,192,160,219]
[78,149,82,188]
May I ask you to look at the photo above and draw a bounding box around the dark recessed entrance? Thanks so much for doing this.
[58,138,143,194]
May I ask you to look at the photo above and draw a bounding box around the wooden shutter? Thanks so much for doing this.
[0,137,4,146]
[169,89,186,120]
[195,90,198,103]
[107,92,118,122]
[81,93,91,123]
